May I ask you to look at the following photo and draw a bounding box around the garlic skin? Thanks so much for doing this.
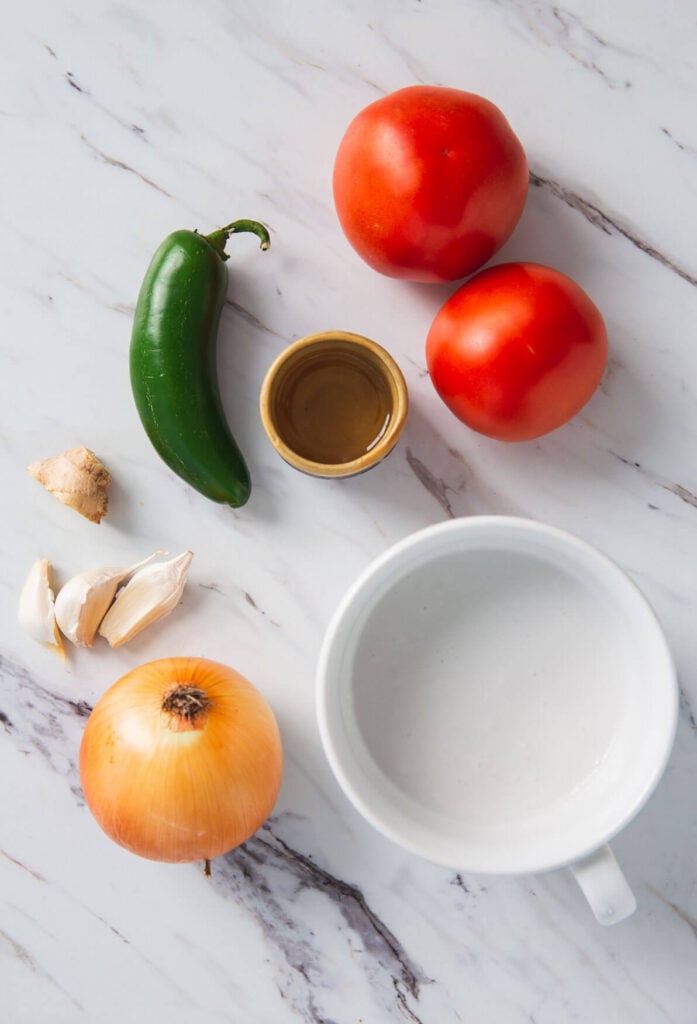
[18,559,66,661]
[99,551,194,648]
[54,554,160,648]
[27,447,111,524]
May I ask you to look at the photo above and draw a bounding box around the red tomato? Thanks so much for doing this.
[426,263,608,441]
[332,85,528,283]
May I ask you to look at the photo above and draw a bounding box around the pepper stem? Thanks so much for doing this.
[204,219,271,261]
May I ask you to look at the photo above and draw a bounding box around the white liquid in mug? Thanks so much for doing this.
[350,549,631,826]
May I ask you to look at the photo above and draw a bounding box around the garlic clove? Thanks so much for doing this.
[27,447,111,524]
[99,551,194,648]
[18,559,66,661]
[54,553,162,648]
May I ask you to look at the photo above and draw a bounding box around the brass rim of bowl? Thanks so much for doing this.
[259,330,409,478]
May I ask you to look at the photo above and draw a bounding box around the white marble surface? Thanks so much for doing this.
[2,0,697,1020]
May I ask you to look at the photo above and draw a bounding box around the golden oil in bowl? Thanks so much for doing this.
[260,331,408,478]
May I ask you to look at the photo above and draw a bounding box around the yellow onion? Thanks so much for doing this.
[79,657,283,869]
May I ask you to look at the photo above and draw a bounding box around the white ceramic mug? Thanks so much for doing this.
[317,516,678,924]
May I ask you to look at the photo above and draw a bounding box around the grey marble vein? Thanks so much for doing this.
[529,171,697,289]
[496,1,635,89]
[0,922,84,1012]
[56,47,148,138]
[660,126,697,158]
[545,5,633,89]
[198,581,223,594]
[608,449,697,514]
[0,848,47,883]
[216,819,431,1022]
[65,71,87,94]
[80,134,170,196]
[650,888,697,942]
[662,482,697,511]
[107,301,136,317]
[243,589,281,626]
[0,654,92,723]
[404,448,456,518]
[0,653,90,798]
[678,682,697,732]
[223,297,285,339]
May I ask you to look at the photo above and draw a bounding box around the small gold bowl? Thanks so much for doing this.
[259,330,409,478]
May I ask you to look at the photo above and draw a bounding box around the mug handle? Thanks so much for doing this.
[570,845,637,925]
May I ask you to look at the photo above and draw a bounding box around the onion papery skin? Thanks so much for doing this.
[79,657,283,864]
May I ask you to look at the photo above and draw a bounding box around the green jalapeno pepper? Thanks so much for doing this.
[130,219,270,507]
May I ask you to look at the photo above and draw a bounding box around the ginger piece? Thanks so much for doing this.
[27,446,111,523]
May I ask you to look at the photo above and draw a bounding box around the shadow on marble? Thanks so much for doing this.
[615,715,697,908]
